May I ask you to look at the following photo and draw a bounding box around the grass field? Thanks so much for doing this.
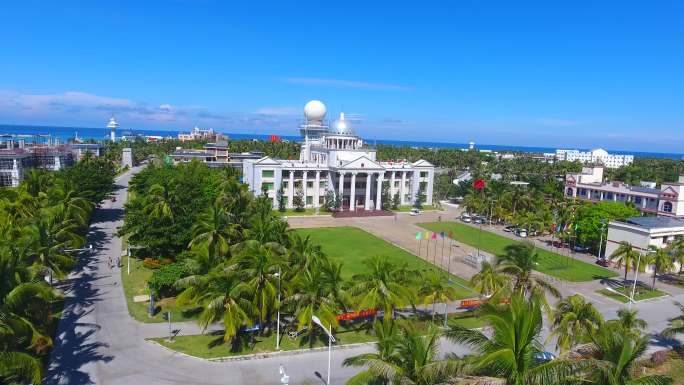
[596,286,667,303]
[121,257,200,323]
[392,205,440,212]
[151,315,483,359]
[294,226,474,298]
[419,222,617,282]
[275,208,330,216]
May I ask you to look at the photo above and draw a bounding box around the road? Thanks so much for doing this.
[44,172,683,385]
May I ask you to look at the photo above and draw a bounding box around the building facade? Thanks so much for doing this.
[242,100,435,211]
[177,126,222,142]
[555,148,634,168]
[565,166,684,217]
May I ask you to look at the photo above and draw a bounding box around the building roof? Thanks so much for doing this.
[623,216,684,229]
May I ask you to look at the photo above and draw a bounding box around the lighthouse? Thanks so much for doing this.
[107,117,118,142]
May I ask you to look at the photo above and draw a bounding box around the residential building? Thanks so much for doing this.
[70,143,104,159]
[177,126,223,142]
[170,143,262,169]
[0,146,74,187]
[242,100,435,211]
[555,148,634,168]
[565,166,684,217]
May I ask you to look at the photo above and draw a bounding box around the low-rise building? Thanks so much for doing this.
[177,126,223,142]
[555,148,634,168]
[170,143,262,169]
[565,166,684,217]
[605,217,684,271]
[242,100,435,211]
[70,143,104,159]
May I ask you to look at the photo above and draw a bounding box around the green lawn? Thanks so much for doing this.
[121,257,201,323]
[596,286,667,303]
[392,205,440,212]
[294,226,474,299]
[151,314,483,359]
[419,222,617,282]
[276,208,330,216]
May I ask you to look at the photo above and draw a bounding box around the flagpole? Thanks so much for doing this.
[441,235,445,269]
[418,234,422,257]
[426,234,430,263]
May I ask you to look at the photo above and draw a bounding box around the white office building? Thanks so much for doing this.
[242,100,435,211]
[555,148,634,168]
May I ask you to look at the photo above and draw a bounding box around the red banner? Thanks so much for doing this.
[459,298,509,309]
[473,179,485,190]
[336,309,377,321]
[269,135,281,142]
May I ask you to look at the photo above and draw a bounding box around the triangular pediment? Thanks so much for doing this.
[660,186,678,196]
[339,156,384,170]
[254,156,282,166]
[412,159,434,167]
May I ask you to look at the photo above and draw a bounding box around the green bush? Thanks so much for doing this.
[148,263,189,297]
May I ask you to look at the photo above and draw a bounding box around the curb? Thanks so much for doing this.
[146,339,376,362]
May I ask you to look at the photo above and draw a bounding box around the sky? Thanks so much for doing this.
[0,0,683,152]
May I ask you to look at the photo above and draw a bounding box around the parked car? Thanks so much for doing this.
[409,208,421,216]
[515,228,528,238]
[574,244,590,253]
[473,217,484,224]
[503,225,515,232]
[596,258,611,267]
[460,213,472,223]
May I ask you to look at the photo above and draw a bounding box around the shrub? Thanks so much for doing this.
[143,258,161,269]
[148,263,189,298]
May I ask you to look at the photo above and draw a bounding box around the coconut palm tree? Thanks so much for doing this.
[646,246,674,290]
[143,183,174,219]
[446,294,575,385]
[344,320,463,385]
[470,261,507,297]
[581,326,671,385]
[549,294,603,353]
[609,308,647,336]
[668,238,684,275]
[22,217,83,280]
[496,242,561,301]
[417,271,460,322]
[189,200,237,264]
[608,242,641,282]
[175,268,255,342]
[662,302,684,338]
[287,232,324,272]
[349,256,415,320]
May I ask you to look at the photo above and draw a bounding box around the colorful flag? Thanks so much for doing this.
[448,230,453,238]
[424,232,430,240]
[431,232,437,240]
[551,224,556,232]
[415,232,421,240]
[440,231,445,238]
[473,179,485,190]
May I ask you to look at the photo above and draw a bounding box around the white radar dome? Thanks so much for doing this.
[332,112,354,135]
[304,100,327,121]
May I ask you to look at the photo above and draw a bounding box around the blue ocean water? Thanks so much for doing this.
[1,124,681,160]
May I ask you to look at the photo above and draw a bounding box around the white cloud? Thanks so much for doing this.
[282,77,411,91]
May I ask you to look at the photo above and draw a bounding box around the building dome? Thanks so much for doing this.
[304,100,327,122]
[590,148,609,157]
[332,113,354,135]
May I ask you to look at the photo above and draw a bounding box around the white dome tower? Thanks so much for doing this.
[107,117,118,141]
[299,100,329,140]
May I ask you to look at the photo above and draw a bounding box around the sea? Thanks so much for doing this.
[1,123,682,160]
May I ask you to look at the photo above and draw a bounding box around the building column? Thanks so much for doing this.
[302,171,308,208]
[390,171,396,198]
[376,172,384,210]
[288,170,294,208]
[364,172,372,210]
[338,172,345,211]
[350,172,357,211]
[426,169,434,205]
[314,170,321,208]
[400,171,407,205]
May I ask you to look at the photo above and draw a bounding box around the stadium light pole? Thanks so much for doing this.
[312,315,336,385]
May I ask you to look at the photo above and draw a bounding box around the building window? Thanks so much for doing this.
[307,181,313,188]
[262,170,274,178]
[261,182,274,191]
[566,188,573,196]
[663,201,673,213]
[319,196,324,204]
[319,181,327,187]
[420,171,428,178]
[282,181,288,189]
[394,181,400,188]
[634,196,642,204]
[306,196,313,205]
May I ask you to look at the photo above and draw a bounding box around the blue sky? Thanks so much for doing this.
[1,1,683,152]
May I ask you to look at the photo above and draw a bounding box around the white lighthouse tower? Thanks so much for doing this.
[107,117,118,142]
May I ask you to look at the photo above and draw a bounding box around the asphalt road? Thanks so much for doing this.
[43,169,684,385]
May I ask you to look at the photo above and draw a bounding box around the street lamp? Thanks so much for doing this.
[311,315,336,385]
[628,251,643,309]
[597,219,607,260]
[604,286,634,303]
[275,268,281,350]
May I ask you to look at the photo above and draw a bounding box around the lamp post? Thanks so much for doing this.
[275,268,281,350]
[312,315,336,385]
[597,219,607,260]
[629,251,643,309]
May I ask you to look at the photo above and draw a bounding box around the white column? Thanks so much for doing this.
[400,171,407,205]
[288,171,294,208]
[350,172,357,211]
[376,172,384,210]
[426,170,434,205]
[390,171,396,197]
[302,171,308,207]
[314,171,321,208]
[338,172,345,211]
[364,172,372,210]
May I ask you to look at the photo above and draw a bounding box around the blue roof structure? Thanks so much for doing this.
[625,216,684,229]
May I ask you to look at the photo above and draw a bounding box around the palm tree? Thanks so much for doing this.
[418,271,460,322]
[446,294,575,385]
[143,184,173,219]
[608,242,641,282]
[609,308,647,336]
[287,232,324,272]
[230,240,285,329]
[470,260,507,297]
[344,320,463,385]
[349,256,415,320]
[668,238,684,275]
[549,294,603,353]
[496,242,561,300]
[646,246,674,290]
[581,327,671,385]
[189,200,237,265]
[662,302,684,337]
[22,217,82,280]
[175,268,255,342]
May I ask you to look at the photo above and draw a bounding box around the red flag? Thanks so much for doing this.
[473,179,485,190]
[431,232,437,240]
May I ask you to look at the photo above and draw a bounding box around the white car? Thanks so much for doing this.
[460,214,472,223]
[515,229,528,238]
[409,208,421,216]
